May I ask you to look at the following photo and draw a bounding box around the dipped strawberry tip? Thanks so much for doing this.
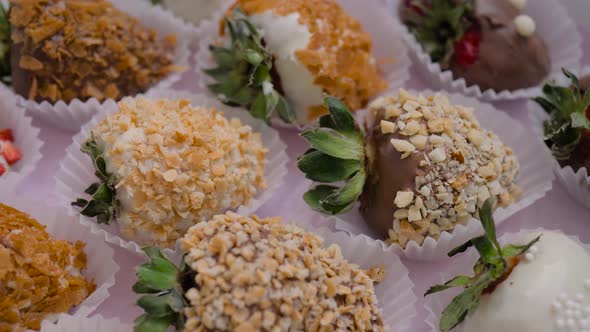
[298,96,367,215]
[425,198,540,332]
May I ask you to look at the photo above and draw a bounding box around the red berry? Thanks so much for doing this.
[2,141,21,165]
[0,129,13,142]
[0,164,5,177]
[454,29,481,67]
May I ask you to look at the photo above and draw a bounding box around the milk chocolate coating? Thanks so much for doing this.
[359,114,425,239]
[449,0,551,91]
[10,43,35,101]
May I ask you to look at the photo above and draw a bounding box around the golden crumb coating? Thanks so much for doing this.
[92,98,267,247]
[228,0,388,119]
[0,204,95,332]
[9,0,177,103]
[181,212,385,332]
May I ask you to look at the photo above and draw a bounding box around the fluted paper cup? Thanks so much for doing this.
[54,91,288,256]
[0,85,43,190]
[0,193,119,324]
[40,315,132,332]
[528,67,590,209]
[152,0,234,26]
[194,0,411,128]
[385,0,582,101]
[8,0,196,132]
[424,228,590,332]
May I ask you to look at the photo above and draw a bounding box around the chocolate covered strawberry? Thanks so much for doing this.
[297,91,520,248]
[401,0,550,91]
[0,0,177,103]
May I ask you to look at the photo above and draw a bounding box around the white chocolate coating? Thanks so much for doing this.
[248,11,324,124]
[463,232,590,332]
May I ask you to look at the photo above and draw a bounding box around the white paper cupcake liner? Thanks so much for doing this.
[40,315,132,332]
[384,0,582,101]
[528,67,590,209]
[0,193,119,324]
[285,89,554,261]
[53,91,289,256]
[153,0,234,27]
[560,0,590,29]
[194,0,411,128]
[6,0,197,133]
[424,228,590,332]
[0,85,43,190]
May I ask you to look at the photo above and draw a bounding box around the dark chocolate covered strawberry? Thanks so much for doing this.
[401,0,550,91]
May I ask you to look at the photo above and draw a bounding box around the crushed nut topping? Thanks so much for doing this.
[9,0,177,103]
[181,212,385,332]
[368,90,521,248]
[231,0,387,119]
[0,204,95,332]
[91,98,267,248]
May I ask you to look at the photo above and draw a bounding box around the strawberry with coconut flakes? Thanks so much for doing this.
[401,0,550,92]
[0,128,22,178]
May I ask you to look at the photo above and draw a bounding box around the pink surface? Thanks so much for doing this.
[11,21,590,332]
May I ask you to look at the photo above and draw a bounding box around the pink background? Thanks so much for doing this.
[13,10,590,332]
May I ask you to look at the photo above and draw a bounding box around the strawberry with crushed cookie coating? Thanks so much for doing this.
[0,0,177,103]
[0,204,96,331]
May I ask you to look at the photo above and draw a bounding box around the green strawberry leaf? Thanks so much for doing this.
[534,68,590,161]
[323,170,366,206]
[503,236,541,257]
[297,149,361,183]
[72,136,119,225]
[303,185,356,215]
[134,314,176,332]
[204,8,296,123]
[298,97,366,216]
[133,247,189,332]
[439,273,492,332]
[323,96,356,133]
[300,127,364,160]
[425,275,472,296]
